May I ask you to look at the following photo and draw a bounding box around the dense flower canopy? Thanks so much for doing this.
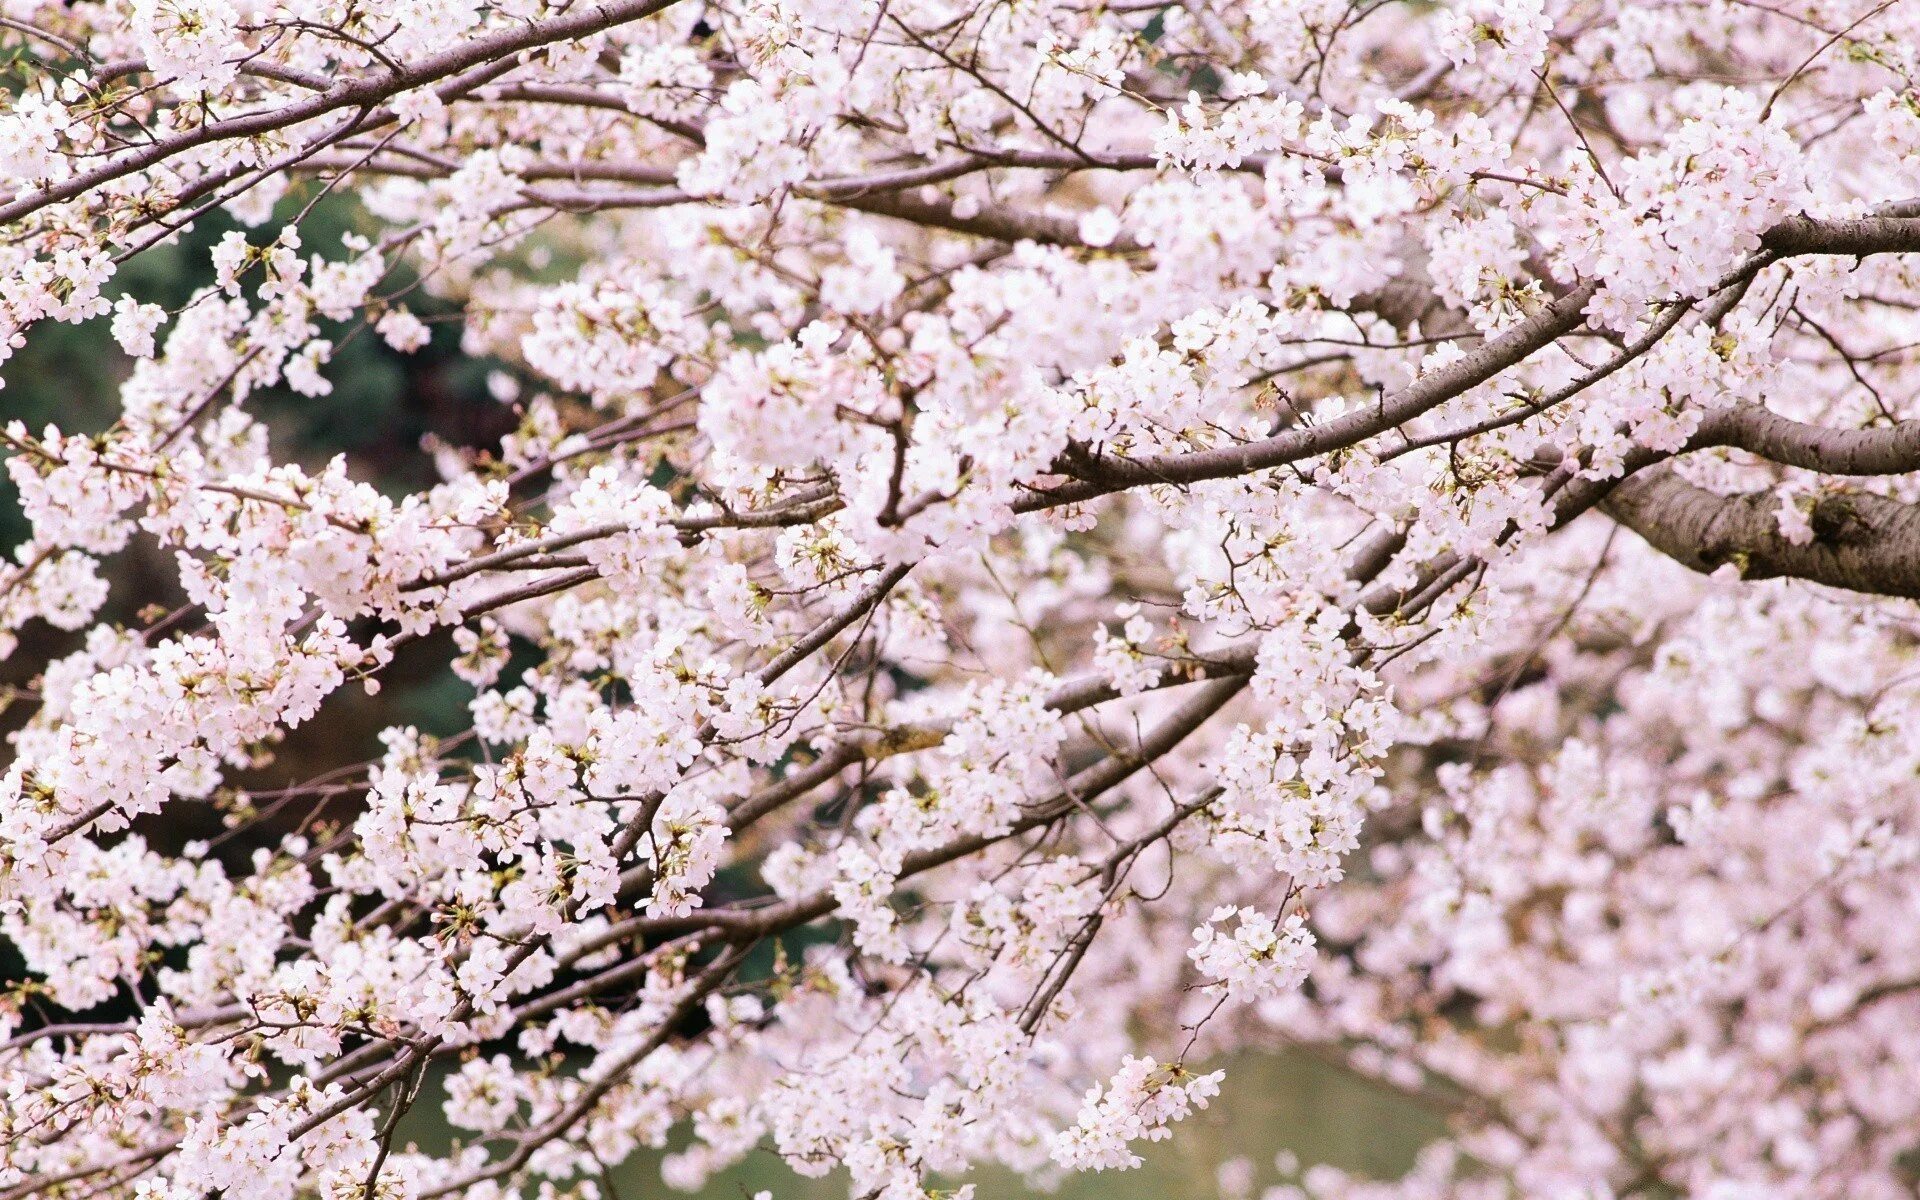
[5,0,1920,1197]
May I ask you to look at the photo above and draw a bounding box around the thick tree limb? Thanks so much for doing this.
[1601,464,1920,597]
[1696,403,1920,476]
[1759,213,1920,257]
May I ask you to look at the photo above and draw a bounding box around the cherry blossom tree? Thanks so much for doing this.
[7,0,1920,1196]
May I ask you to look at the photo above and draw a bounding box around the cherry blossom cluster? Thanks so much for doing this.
[5,0,1920,1197]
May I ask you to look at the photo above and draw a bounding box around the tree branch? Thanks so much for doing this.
[1601,464,1920,597]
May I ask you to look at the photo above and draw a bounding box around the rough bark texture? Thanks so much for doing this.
[1698,404,1920,476]
[1603,464,1920,598]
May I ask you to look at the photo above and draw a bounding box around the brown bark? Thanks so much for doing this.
[1602,464,1920,598]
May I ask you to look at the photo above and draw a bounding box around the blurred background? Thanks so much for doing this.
[1,194,1438,1199]
[561,1053,1436,1199]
